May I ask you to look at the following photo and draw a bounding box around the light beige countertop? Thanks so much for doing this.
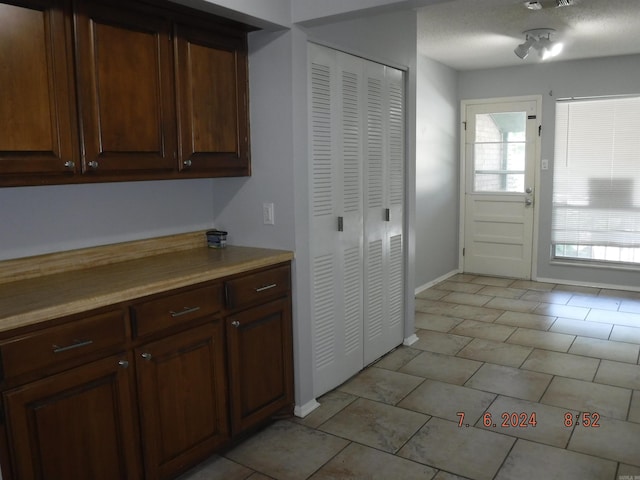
[0,240,293,334]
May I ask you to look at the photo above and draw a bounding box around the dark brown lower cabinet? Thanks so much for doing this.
[3,353,142,480]
[135,321,229,480]
[226,297,293,434]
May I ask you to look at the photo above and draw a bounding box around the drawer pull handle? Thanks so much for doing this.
[231,321,240,328]
[255,284,277,293]
[52,339,93,354]
[170,306,201,318]
[141,353,152,361]
[118,360,129,368]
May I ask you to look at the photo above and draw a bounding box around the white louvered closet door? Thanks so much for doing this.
[309,44,365,396]
[363,62,405,365]
[308,43,405,397]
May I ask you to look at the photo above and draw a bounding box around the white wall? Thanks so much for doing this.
[459,54,640,289]
[0,179,215,261]
[415,54,459,290]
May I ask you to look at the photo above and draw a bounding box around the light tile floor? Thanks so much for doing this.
[181,274,640,480]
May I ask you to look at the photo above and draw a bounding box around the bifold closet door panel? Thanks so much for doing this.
[309,43,364,396]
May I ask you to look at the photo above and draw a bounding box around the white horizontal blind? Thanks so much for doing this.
[552,96,640,262]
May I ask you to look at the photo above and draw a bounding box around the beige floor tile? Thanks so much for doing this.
[319,398,429,453]
[226,421,348,480]
[471,276,515,287]
[506,328,575,352]
[594,360,640,390]
[178,456,253,480]
[610,325,640,344]
[414,299,451,314]
[398,379,496,424]
[465,363,552,401]
[295,391,357,429]
[599,288,640,300]
[550,317,613,340]
[416,288,449,300]
[399,351,482,384]
[620,299,640,314]
[618,464,640,477]
[441,291,493,306]
[534,303,590,320]
[451,320,516,342]
[246,474,272,480]
[554,284,602,295]
[374,346,422,371]
[510,280,556,291]
[520,290,573,304]
[477,285,527,299]
[433,473,470,480]
[309,443,437,480]
[569,336,640,363]
[521,349,599,381]
[412,330,472,355]
[448,274,478,283]
[630,391,640,423]
[448,304,504,322]
[568,294,622,311]
[586,309,640,327]
[415,312,464,332]
[495,311,555,330]
[398,417,515,480]
[569,415,640,467]
[476,396,577,448]
[457,338,532,368]
[485,297,540,313]
[338,367,424,405]
[541,377,632,420]
[494,439,617,480]
[436,281,485,293]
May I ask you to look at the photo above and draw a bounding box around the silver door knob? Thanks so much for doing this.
[141,353,152,360]
[87,161,99,170]
[525,198,533,206]
[118,360,129,368]
[525,187,533,194]
[231,321,240,328]
[64,161,75,170]
[183,159,192,168]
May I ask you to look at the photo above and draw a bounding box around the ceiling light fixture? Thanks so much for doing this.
[514,28,564,60]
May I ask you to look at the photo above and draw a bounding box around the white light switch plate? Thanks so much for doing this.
[541,159,549,170]
[263,203,275,225]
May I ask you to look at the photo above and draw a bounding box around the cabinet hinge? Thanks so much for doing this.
[463,121,467,131]
[463,248,465,256]
[539,125,542,136]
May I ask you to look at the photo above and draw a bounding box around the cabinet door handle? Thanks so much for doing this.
[52,339,93,354]
[231,321,240,328]
[255,284,277,293]
[170,306,201,317]
[141,353,152,360]
[87,161,99,170]
[64,161,75,170]
[118,360,129,368]
[385,208,390,221]
[183,159,192,168]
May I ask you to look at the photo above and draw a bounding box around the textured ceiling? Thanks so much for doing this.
[417,0,640,71]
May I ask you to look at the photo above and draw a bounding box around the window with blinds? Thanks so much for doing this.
[552,95,640,265]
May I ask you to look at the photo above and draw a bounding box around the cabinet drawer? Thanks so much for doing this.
[225,265,291,309]
[0,310,126,381]
[132,283,223,337]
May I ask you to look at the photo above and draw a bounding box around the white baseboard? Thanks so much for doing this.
[535,276,640,293]
[294,399,321,418]
[403,334,419,346]
[415,269,460,296]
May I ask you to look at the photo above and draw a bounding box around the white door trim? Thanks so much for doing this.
[459,95,543,280]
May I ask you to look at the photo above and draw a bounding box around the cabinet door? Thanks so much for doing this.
[226,298,293,434]
[74,0,176,175]
[3,353,141,480]
[135,321,228,480]
[174,24,250,175]
[0,0,77,183]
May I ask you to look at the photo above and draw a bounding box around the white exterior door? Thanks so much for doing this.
[463,100,539,279]
[309,43,405,396]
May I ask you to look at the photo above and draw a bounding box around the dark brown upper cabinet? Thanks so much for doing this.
[0,0,252,187]
[0,0,78,183]
[74,0,177,176]
[175,23,250,176]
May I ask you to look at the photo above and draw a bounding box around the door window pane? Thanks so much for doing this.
[473,112,526,193]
